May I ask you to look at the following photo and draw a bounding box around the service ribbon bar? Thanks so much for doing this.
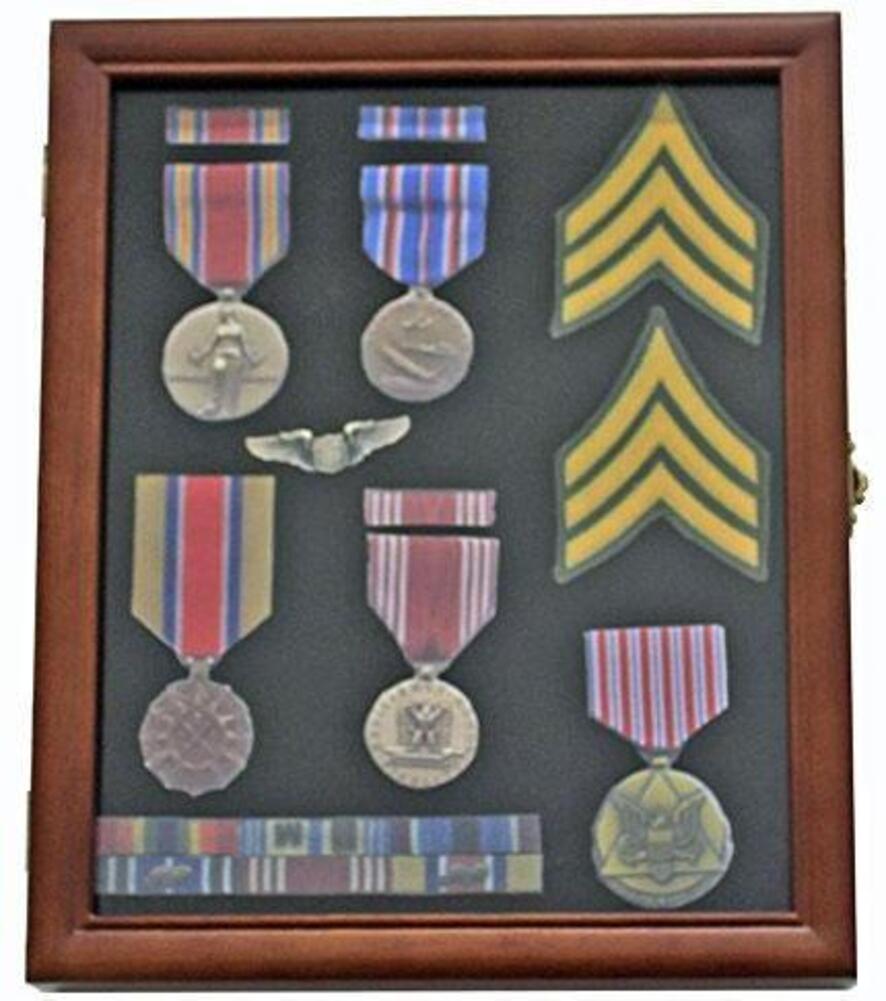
[358,105,486,143]
[96,853,542,896]
[364,489,497,528]
[166,107,290,145]
[164,162,290,293]
[361,164,489,288]
[97,814,541,857]
[585,624,728,753]
[132,475,274,661]
[367,534,500,670]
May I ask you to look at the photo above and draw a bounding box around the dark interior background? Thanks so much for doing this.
[98,80,788,914]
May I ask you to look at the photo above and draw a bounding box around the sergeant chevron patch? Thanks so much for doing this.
[555,307,770,583]
[552,90,769,344]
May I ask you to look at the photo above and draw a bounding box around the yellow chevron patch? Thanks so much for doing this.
[555,307,769,583]
[552,90,769,344]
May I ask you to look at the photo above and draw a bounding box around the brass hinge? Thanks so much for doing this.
[848,438,868,536]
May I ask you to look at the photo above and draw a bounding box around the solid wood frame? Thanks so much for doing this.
[27,14,853,988]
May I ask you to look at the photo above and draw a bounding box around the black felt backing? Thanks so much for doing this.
[98,81,788,914]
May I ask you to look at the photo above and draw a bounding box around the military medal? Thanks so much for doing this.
[132,474,275,797]
[364,529,500,789]
[585,624,734,909]
[359,164,489,403]
[162,163,290,421]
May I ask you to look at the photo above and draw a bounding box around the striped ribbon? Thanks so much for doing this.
[164,162,290,293]
[361,164,488,288]
[364,489,497,528]
[358,105,486,143]
[166,107,290,145]
[132,475,274,661]
[96,814,540,857]
[367,534,499,670]
[96,853,542,896]
[584,624,729,752]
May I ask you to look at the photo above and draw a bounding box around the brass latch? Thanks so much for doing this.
[849,439,868,536]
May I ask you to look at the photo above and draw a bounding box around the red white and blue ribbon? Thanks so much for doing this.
[358,106,486,143]
[361,164,489,289]
[97,814,541,857]
[132,475,275,661]
[584,624,728,753]
[364,488,497,528]
[164,162,290,294]
[367,533,499,670]
[166,107,290,145]
[96,852,542,896]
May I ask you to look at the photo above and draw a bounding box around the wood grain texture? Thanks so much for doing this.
[27,14,853,987]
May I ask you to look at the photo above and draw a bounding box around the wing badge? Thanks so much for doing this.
[555,307,770,582]
[552,89,769,343]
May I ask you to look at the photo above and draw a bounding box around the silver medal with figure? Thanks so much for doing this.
[361,288,474,403]
[138,665,254,798]
[364,676,479,789]
[162,294,289,421]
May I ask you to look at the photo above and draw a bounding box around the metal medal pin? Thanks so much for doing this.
[162,163,291,422]
[359,164,488,403]
[584,624,734,908]
[363,526,499,790]
[131,475,275,797]
[592,755,734,909]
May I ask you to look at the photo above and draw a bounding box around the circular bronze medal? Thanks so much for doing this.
[162,298,289,421]
[139,674,254,797]
[591,764,734,909]
[360,288,474,403]
[364,677,479,789]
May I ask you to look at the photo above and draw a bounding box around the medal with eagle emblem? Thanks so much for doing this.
[359,164,488,403]
[363,499,500,789]
[585,624,734,908]
[131,475,275,797]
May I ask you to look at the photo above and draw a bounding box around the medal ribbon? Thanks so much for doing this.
[164,162,290,294]
[367,533,500,669]
[364,488,497,528]
[358,106,486,143]
[166,107,290,145]
[132,475,275,661]
[584,624,728,753]
[361,164,489,288]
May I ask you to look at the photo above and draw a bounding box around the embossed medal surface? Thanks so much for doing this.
[139,669,254,797]
[132,475,275,797]
[364,677,479,789]
[592,761,733,909]
[359,164,488,402]
[584,624,733,909]
[163,163,290,421]
[162,298,289,421]
[364,528,499,790]
[361,288,474,402]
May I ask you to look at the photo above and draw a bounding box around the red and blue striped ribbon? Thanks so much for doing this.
[132,475,274,661]
[584,624,729,753]
[96,814,541,857]
[166,107,290,145]
[164,162,290,293]
[358,106,486,142]
[95,852,542,896]
[360,164,488,288]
